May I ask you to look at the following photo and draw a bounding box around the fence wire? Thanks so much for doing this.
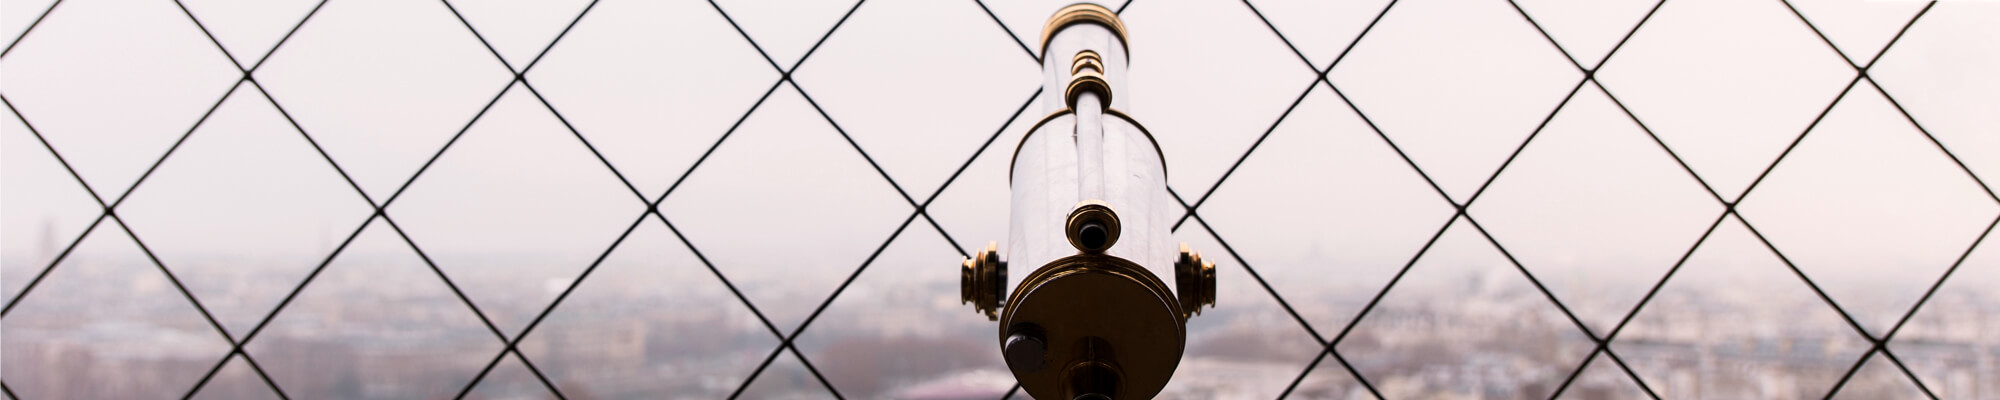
[1,0,1993,399]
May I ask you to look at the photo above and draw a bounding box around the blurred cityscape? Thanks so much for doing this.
[3,243,1993,400]
[4,0,1995,399]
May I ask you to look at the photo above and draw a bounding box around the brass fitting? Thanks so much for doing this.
[1040,3,1129,57]
[1066,201,1121,254]
[1072,50,1104,75]
[1065,69,1111,110]
[1065,49,1112,109]
[1175,244,1217,318]
[961,241,1007,320]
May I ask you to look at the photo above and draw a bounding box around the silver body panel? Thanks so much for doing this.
[1010,26,1174,292]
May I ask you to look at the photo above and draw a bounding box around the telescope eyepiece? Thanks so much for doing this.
[1066,201,1120,254]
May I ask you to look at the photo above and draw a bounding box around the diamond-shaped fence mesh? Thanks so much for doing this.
[1,0,1995,399]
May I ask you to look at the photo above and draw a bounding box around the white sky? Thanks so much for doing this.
[3,0,1997,341]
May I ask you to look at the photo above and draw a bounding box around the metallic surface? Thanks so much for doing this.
[1066,200,1121,254]
[1066,49,1112,109]
[1003,330,1049,373]
[999,255,1185,400]
[1174,245,1218,318]
[1040,7,1128,111]
[1039,4,1129,58]
[1010,106,1173,277]
[1071,50,1104,75]
[961,242,1007,320]
[963,5,1217,398]
[1066,71,1112,109]
[1007,108,1167,184]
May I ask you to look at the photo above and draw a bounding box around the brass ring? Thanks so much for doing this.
[1071,50,1104,75]
[1071,57,1103,76]
[962,242,1007,320]
[1040,3,1130,58]
[1174,244,1218,317]
[1065,201,1120,253]
[1064,71,1111,109]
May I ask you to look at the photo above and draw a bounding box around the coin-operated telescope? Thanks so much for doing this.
[959,4,1216,399]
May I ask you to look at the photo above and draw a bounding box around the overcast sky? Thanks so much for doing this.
[3,0,1997,339]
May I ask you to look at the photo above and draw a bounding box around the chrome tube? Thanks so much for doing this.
[962,4,1214,399]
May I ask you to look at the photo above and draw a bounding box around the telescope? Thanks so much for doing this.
[959,4,1216,399]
